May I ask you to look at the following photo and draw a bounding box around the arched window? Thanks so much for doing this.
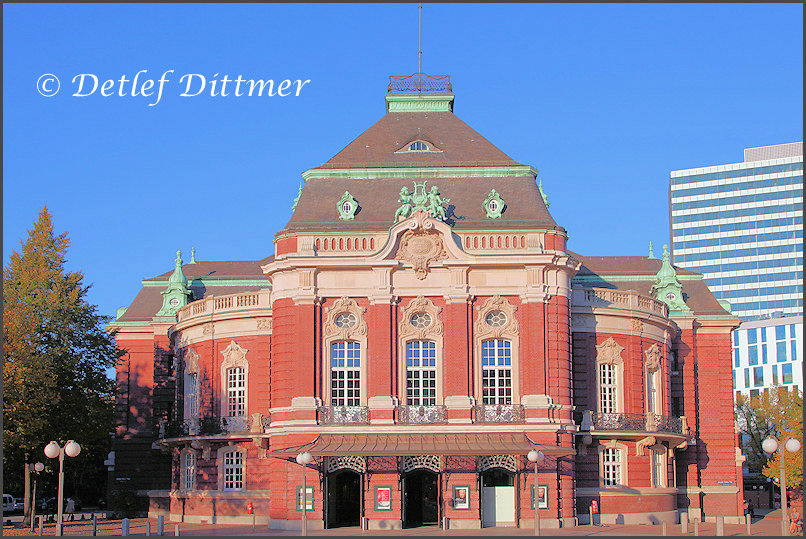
[595,337,624,415]
[183,348,200,420]
[409,141,428,151]
[220,341,249,420]
[406,340,436,405]
[481,339,512,405]
[181,449,196,490]
[220,448,244,491]
[331,341,361,406]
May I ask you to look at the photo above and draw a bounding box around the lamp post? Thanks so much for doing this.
[295,452,313,536]
[44,440,81,537]
[762,436,802,536]
[29,462,45,532]
[527,450,545,536]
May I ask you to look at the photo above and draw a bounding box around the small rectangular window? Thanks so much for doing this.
[753,367,764,387]
[777,341,788,362]
[223,450,243,490]
[733,348,740,367]
[776,325,786,340]
[602,448,622,487]
[790,324,796,339]
[791,340,798,362]
[748,328,758,344]
[772,365,778,385]
[782,363,793,384]
[744,368,750,388]
[748,346,758,366]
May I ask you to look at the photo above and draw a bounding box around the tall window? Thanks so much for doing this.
[226,367,246,417]
[646,369,658,414]
[599,364,618,414]
[651,451,663,488]
[181,451,196,490]
[222,449,243,491]
[782,363,793,384]
[406,340,436,405]
[185,373,198,418]
[331,341,360,406]
[481,339,512,405]
[748,328,758,366]
[776,325,788,362]
[602,448,622,486]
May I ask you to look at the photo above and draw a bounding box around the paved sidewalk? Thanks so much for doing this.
[1,511,796,536]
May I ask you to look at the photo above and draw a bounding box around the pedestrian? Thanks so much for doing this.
[743,499,749,516]
[790,506,802,535]
[748,500,754,519]
[65,498,75,521]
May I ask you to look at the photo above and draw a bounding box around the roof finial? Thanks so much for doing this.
[648,241,655,259]
[190,247,197,264]
[538,178,550,208]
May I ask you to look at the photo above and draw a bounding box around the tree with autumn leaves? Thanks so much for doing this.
[3,207,123,524]
[736,386,803,494]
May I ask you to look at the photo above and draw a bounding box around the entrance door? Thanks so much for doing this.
[325,470,361,528]
[481,468,516,527]
[403,469,439,528]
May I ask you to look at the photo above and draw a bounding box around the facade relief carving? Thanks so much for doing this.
[474,295,519,339]
[395,216,449,280]
[398,296,444,341]
[644,343,662,372]
[595,337,625,366]
[323,297,368,341]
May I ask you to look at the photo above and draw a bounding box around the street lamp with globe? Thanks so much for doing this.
[295,451,313,536]
[527,449,545,536]
[28,462,45,531]
[44,440,81,536]
[762,436,802,536]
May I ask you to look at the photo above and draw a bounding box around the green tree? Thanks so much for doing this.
[3,207,123,524]
[736,386,803,488]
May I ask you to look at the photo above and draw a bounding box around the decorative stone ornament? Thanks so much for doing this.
[337,191,359,220]
[644,343,662,372]
[399,296,444,341]
[291,182,303,211]
[394,181,450,222]
[475,295,519,339]
[394,209,449,280]
[323,297,368,341]
[596,337,625,366]
[482,189,505,219]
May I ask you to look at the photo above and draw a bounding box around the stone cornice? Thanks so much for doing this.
[301,165,539,181]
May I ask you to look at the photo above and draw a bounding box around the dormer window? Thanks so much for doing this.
[409,141,428,151]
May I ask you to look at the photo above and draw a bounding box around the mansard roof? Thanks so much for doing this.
[282,175,559,235]
[570,252,732,318]
[116,257,272,322]
[315,110,521,169]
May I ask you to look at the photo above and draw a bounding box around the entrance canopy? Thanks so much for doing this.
[266,433,574,458]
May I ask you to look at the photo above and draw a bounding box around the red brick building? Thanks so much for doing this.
[109,75,744,530]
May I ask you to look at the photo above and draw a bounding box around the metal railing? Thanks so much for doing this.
[590,412,684,434]
[395,405,447,424]
[388,73,452,93]
[317,405,370,425]
[160,413,270,439]
[473,404,525,424]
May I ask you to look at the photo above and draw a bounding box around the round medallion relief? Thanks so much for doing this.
[408,236,435,255]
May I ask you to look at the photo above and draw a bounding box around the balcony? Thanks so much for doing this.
[581,411,685,435]
[395,405,447,424]
[159,413,270,439]
[473,404,525,424]
[317,405,370,425]
[176,289,271,324]
[571,287,668,317]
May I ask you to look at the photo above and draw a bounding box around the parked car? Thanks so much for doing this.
[2,494,15,513]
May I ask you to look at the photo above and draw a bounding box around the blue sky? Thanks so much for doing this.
[3,3,803,323]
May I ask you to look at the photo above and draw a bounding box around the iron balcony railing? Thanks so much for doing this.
[388,73,452,93]
[395,405,447,424]
[590,412,684,435]
[317,405,370,425]
[473,404,525,424]
[159,413,270,439]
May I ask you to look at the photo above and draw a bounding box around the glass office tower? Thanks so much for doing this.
[669,142,803,321]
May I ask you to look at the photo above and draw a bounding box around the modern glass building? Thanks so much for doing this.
[669,142,803,320]
[730,314,803,398]
[669,142,804,397]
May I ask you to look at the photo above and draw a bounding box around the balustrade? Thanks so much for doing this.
[473,404,525,424]
[317,405,370,425]
[394,405,447,424]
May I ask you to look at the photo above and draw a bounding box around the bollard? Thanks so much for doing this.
[662,521,668,536]
[716,515,724,536]
[590,507,594,526]
[681,512,688,534]
[122,517,130,536]
[694,518,699,536]
[38,515,43,536]
[746,514,751,535]
[158,514,164,536]
[175,523,180,536]
[92,513,97,536]
[147,521,151,536]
